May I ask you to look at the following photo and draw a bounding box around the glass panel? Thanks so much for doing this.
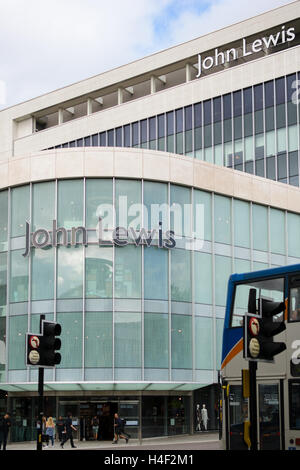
[215,256,231,307]
[289,382,300,429]
[115,245,141,299]
[232,277,284,327]
[245,136,254,162]
[0,252,7,316]
[193,190,211,241]
[144,247,168,300]
[143,181,168,232]
[114,312,141,367]
[195,317,212,369]
[57,246,83,299]
[171,314,192,369]
[57,312,82,368]
[244,113,253,137]
[234,200,250,248]
[264,80,274,108]
[270,209,285,255]
[171,249,191,302]
[8,315,27,369]
[266,156,276,180]
[10,250,28,302]
[194,252,212,304]
[32,182,55,231]
[144,313,168,368]
[86,179,113,229]
[214,144,223,167]
[252,204,268,251]
[85,312,112,367]
[276,104,286,129]
[288,125,298,152]
[277,153,287,180]
[266,131,275,157]
[0,191,8,248]
[58,180,83,229]
[259,384,280,450]
[289,151,298,177]
[228,385,245,450]
[31,248,54,300]
[85,246,113,298]
[214,195,231,244]
[11,185,30,237]
[115,180,141,231]
[243,88,252,114]
[170,185,191,238]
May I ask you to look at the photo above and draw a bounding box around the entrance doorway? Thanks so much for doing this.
[79,401,118,441]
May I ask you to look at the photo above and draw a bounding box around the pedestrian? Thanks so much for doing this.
[60,412,77,449]
[45,416,55,447]
[56,415,65,442]
[112,413,130,444]
[41,415,48,448]
[91,415,99,441]
[0,412,11,450]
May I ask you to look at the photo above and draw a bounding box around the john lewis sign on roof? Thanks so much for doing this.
[196,25,296,78]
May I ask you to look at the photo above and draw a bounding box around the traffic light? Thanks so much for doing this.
[26,333,43,366]
[40,320,62,367]
[243,289,286,362]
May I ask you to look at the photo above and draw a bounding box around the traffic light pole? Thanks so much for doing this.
[249,361,258,451]
[37,314,45,452]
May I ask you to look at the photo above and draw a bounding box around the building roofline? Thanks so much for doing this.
[1,1,298,115]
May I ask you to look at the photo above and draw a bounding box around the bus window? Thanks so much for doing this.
[289,287,300,322]
[231,277,284,328]
[289,381,300,430]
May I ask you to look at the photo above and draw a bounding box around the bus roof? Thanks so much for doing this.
[229,263,300,284]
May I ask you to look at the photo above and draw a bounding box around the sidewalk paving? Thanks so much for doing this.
[5,432,220,451]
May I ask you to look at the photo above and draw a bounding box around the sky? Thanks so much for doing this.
[0,0,296,109]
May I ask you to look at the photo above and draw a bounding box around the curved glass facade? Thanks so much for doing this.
[1,178,300,387]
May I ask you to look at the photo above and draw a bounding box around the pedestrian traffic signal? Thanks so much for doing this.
[243,289,286,362]
[26,333,43,366]
[40,321,62,367]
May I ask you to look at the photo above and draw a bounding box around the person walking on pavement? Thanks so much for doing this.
[56,416,65,442]
[0,412,11,450]
[45,416,55,448]
[91,415,99,441]
[112,413,130,444]
[60,412,77,449]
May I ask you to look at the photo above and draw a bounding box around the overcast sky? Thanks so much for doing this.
[0,0,296,109]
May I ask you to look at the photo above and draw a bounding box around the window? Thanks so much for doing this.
[32,181,55,231]
[231,277,284,328]
[171,314,192,369]
[86,179,113,229]
[58,180,83,229]
[85,312,112,367]
[114,245,141,299]
[11,185,30,237]
[171,249,191,302]
[144,313,168,368]
[144,247,168,301]
[0,191,8,246]
[114,312,141,368]
[289,381,300,429]
[10,250,28,302]
[31,248,54,301]
[85,246,113,298]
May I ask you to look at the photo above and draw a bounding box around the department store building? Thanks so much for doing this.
[0,2,299,441]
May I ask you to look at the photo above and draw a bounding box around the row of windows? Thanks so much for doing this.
[6,312,223,371]
[47,73,300,185]
[1,179,300,255]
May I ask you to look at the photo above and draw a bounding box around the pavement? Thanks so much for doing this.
[4,432,222,451]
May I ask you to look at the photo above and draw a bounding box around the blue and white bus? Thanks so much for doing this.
[221,264,300,450]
